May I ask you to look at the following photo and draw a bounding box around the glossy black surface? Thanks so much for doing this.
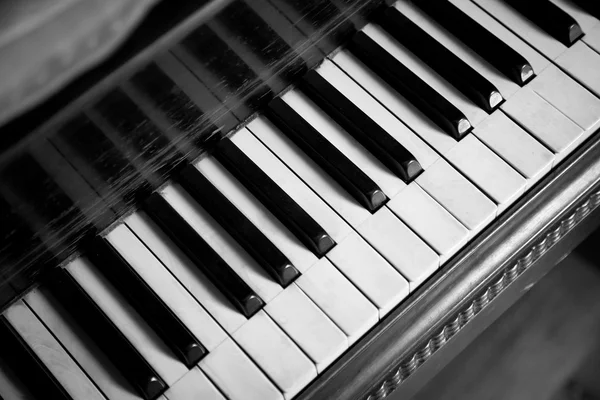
[416,0,535,86]
[348,31,471,140]
[142,193,264,318]
[376,7,502,113]
[86,237,207,368]
[266,97,388,213]
[214,137,336,256]
[504,0,583,47]
[0,315,72,400]
[177,164,300,287]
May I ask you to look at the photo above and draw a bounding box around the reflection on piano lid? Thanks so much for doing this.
[1,0,600,400]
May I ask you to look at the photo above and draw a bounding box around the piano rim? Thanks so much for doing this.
[296,128,600,400]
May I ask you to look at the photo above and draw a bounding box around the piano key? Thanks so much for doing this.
[163,367,226,400]
[213,137,336,256]
[357,207,439,290]
[0,313,71,400]
[87,236,207,368]
[177,164,299,287]
[125,211,247,334]
[416,158,496,234]
[0,356,36,400]
[501,87,584,162]
[232,310,316,398]
[347,31,472,139]
[266,97,388,212]
[582,24,600,54]
[470,0,566,59]
[3,301,106,400]
[377,5,504,111]
[359,24,488,127]
[474,111,554,188]
[555,42,600,97]
[281,90,406,199]
[105,225,227,351]
[299,69,423,180]
[199,338,283,400]
[295,258,378,345]
[44,265,166,399]
[504,0,583,47]
[445,135,527,214]
[326,231,409,318]
[414,0,535,86]
[24,286,145,400]
[263,284,347,374]
[388,183,469,264]
[570,0,600,20]
[161,183,282,303]
[143,192,265,318]
[551,0,600,33]
[316,58,439,169]
[194,155,317,274]
[65,257,188,386]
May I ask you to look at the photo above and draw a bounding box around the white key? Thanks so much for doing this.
[106,224,227,351]
[265,284,347,373]
[248,115,371,228]
[295,258,378,345]
[416,158,497,236]
[556,42,600,98]
[164,367,225,400]
[550,0,600,37]
[361,23,488,126]
[24,287,143,400]
[331,50,457,156]
[162,183,282,303]
[357,207,439,290]
[470,0,566,60]
[474,111,554,189]
[228,128,353,243]
[232,311,316,399]
[4,301,106,400]
[395,0,520,99]
[125,211,247,334]
[450,0,549,74]
[66,257,188,385]
[388,183,469,263]
[282,90,406,198]
[445,135,527,214]
[326,231,409,317]
[0,353,36,399]
[200,338,283,400]
[501,87,584,163]
[317,58,440,168]
[584,24,600,54]
[195,150,317,273]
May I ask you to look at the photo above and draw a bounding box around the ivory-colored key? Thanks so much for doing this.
[265,284,347,373]
[388,183,469,264]
[416,158,497,236]
[556,42,600,98]
[474,112,554,189]
[200,338,283,400]
[326,231,409,318]
[357,207,439,290]
[164,367,226,400]
[4,301,106,400]
[295,258,379,345]
[584,24,600,53]
[232,311,317,399]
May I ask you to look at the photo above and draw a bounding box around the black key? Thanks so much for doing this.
[572,0,600,20]
[86,237,206,367]
[213,137,336,256]
[177,165,300,287]
[376,7,503,113]
[348,31,472,140]
[300,70,423,181]
[266,97,388,212]
[504,0,583,47]
[43,270,166,400]
[416,0,535,86]
[142,193,263,318]
[0,316,72,400]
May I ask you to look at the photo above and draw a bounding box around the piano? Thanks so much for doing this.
[1,0,600,399]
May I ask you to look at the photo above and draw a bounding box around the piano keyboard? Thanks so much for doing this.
[2,0,600,399]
